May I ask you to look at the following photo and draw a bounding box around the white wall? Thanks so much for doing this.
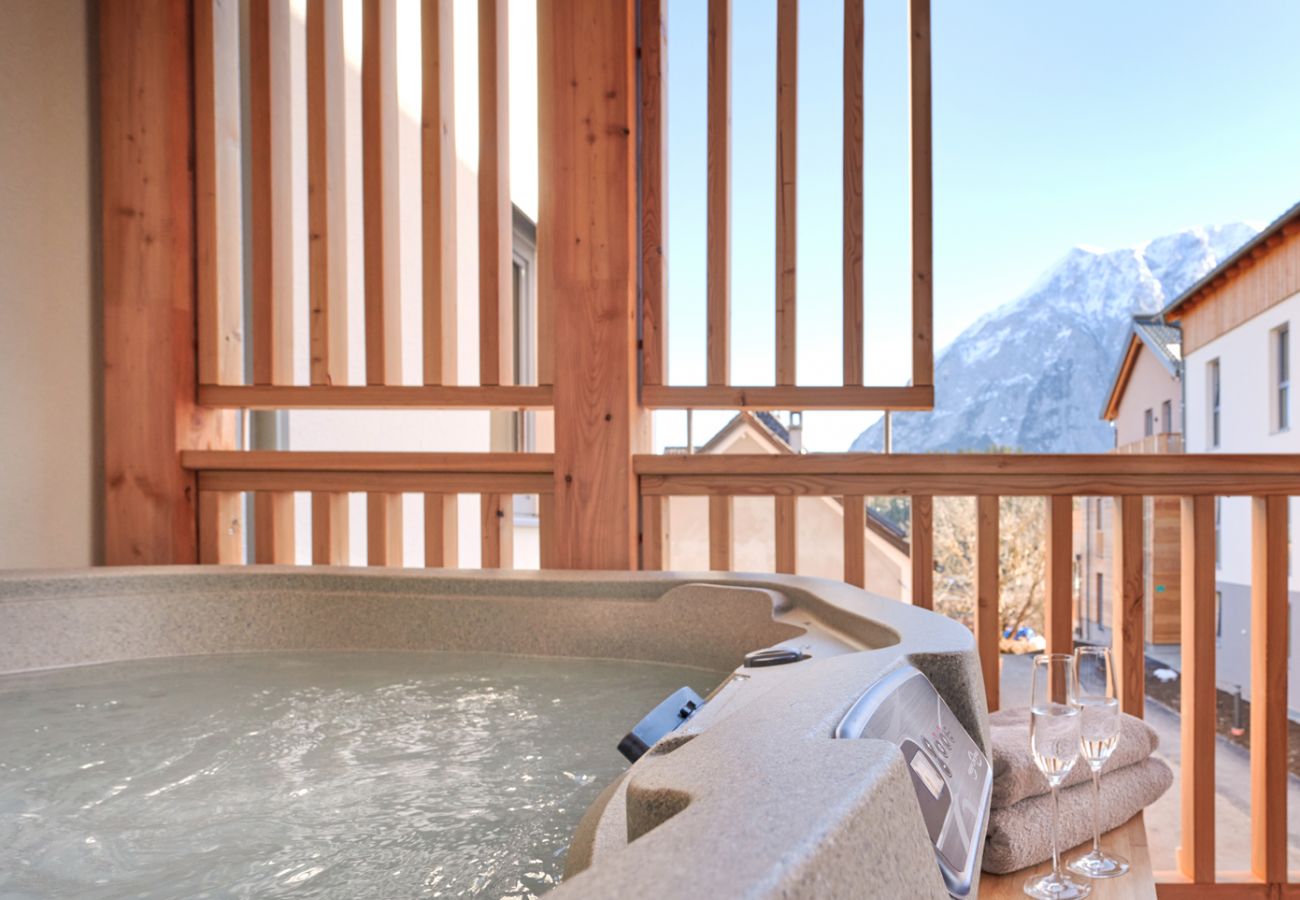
[0,0,98,568]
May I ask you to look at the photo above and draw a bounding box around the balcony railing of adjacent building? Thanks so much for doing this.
[1116,433,1185,455]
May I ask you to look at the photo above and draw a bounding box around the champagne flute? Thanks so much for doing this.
[1024,654,1091,899]
[1068,645,1130,878]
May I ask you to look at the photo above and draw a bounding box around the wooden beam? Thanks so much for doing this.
[641,384,935,411]
[310,491,349,564]
[842,0,864,386]
[480,493,513,568]
[183,450,554,473]
[195,0,244,387]
[706,0,730,387]
[1178,494,1216,883]
[199,384,552,409]
[203,470,552,495]
[640,494,664,570]
[307,0,349,387]
[775,0,797,386]
[539,490,556,568]
[198,491,243,564]
[422,0,457,385]
[1112,495,1145,717]
[910,495,933,608]
[423,493,458,567]
[709,495,732,570]
[640,0,667,387]
[362,0,402,385]
[367,492,403,565]
[1250,495,1288,884]
[975,495,1000,711]
[478,0,512,386]
[908,0,933,388]
[254,492,295,564]
[249,0,295,386]
[103,0,234,564]
[775,495,797,574]
[842,494,866,588]
[1044,495,1072,655]
[540,0,645,568]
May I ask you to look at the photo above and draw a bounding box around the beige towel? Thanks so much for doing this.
[989,707,1159,808]
[982,756,1173,874]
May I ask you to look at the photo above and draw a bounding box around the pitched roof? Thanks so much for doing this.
[1099,314,1182,421]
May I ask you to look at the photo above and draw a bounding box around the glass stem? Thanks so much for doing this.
[1091,766,1102,853]
[1051,783,1062,878]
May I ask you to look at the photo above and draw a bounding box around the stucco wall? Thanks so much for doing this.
[0,0,99,568]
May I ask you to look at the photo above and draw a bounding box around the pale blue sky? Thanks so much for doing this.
[653,0,1300,452]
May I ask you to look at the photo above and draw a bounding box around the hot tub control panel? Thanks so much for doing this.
[834,665,991,899]
[617,687,704,764]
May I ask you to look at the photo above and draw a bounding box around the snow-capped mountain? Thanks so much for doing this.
[850,223,1258,453]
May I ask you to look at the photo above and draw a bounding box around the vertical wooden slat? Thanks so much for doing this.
[1044,495,1073,655]
[362,0,402,386]
[250,0,295,386]
[709,495,732,570]
[195,0,244,386]
[538,492,556,568]
[975,495,1000,712]
[307,0,349,386]
[1112,495,1145,717]
[422,0,457,385]
[640,0,667,387]
[842,0,864,386]
[367,492,403,566]
[910,495,933,608]
[775,495,797,574]
[199,491,243,564]
[706,0,730,387]
[311,492,349,564]
[1250,495,1287,885]
[480,493,514,569]
[908,0,933,388]
[1178,494,1216,884]
[424,493,459,567]
[775,0,797,386]
[254,492,296,564]
[478,0,512,387]
[641,494,664,571]
[842,494,866,588]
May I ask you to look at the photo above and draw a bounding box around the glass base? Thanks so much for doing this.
[1023,870,1092,899]
[1067,848,1130,879]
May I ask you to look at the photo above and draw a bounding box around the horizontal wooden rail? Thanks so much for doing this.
[198,384,553,409]
[640,385,934,411]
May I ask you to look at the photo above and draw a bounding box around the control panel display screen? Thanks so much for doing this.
[909,751,945,799]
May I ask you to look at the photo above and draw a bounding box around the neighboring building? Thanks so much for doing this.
[660,412,911,599]
[1164,202,1300,717]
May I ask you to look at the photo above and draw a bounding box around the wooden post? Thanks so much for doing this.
[540,0,645,569]
[199,491,244,564]
[709,495,733,571]
[422,0,457,387]
[478,0,512,387]
[910,495,933,608]
[639,0,667,387]
[1112,495,1145,717]
[975,495,1000,711]
[480,493,513,568]
[1044,495,1073,655]
[311,492,349,564]
[842,494,866,588]
[1178,495,1216,883]
[1250,496,1287,885]
[706,0,729,387]
[775,495,797,574]
[775,0,797,386]
[102,0,235,564]
[424,493,458,567]
[842,0,864,386]
[909,0,933,388]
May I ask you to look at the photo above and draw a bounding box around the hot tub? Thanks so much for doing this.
[0,567,990,899]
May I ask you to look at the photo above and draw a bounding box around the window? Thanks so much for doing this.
[1161,399,1172,435]
[1276,324,1290,432]
[1095,573,1104,629]
[1216,591,1223,638]
[1208,359,1221,448]
[1215,497,1222,569]
[1143,408,1154,437]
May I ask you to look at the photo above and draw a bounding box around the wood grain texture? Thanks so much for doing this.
[249,0,295,386]
[362,0,402,385]
[184,450,553,473]
[639,0,667,387]
[1250,496,1287,884]
[908,0,933,388]
[311,491,349,564]
[195,0,244,386]
[307,0,348,387]
[540,0,645,569]
[1178,495,1216,883]
[1044,495,1073,655]
[366,492,403,565]
[199,491,243,564]
[709,495,732,570]
[842,494,865,588]
[199,384,552,409]
[1113,494,1145,717]
[478,0,512,386]
[706,0,730,387]
[982,813,1154,899]
[775,0,797,386]
[103,0,234,565]
[203,470,550,495]
[538,491,556,568]
[842,0,864,386]
[975,495,1000,711]
[641,384,934,411]
[423,493,458,567]
[774,495,796,574]
[641,494,664,570]
[422,0,457,385]
[254,492,295,564]
[480,493,513,568]
[910,495,932,608]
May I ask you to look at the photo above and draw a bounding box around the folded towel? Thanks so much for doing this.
[989,707,1159,808]
[982,756,1173,874]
